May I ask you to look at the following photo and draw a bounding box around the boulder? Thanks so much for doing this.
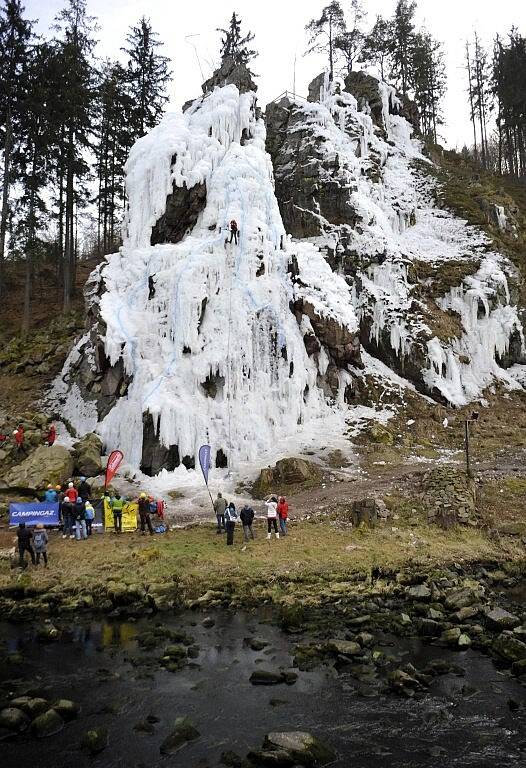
[160,716,200,754]
[325,639,362,657]
[252,457,322,498]
[30,709,64,738]
[493,632,526,663]
[249,670,287,686]
[2,445,74,491]
[11,697,49,718]
[0,707,30,733]
[444,587,483,611]
[73,433,102,476]
[408,584,431,601]
[51,699,80,721]
[484,607,521,630]
[263,731,336,766]
[201,57,257,96]
[81,727,108,755]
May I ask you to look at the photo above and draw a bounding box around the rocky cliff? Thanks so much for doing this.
[52,67,525,478]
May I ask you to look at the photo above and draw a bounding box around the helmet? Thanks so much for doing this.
[55,485,61,490]
[80,476,86,482]
[140,492,147,499]
[68,482,74,488]
[12,430,17,435]
[47,484,52,489]
[77,497,83,503]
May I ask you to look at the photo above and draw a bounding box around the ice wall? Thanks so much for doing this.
[81,84,358,470]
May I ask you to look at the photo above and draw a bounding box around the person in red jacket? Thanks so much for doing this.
[229,219,239,245]
[46,423,56,446]
[277,496,289,536]
[13,424,27,454]
[64,481,78,503]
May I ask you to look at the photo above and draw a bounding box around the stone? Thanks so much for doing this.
[30,708,64,738]
[247,637,269,651]
[73,432,103,476]
[444,587,483,611]
[247,748,295,766]
[418,619,441,638]
[325,639,362,657]
[202,616,215,628]
[356,632,374,648]
[160,716,200,754]
[408,584,431,600]
[440,628,461,646]
[82,727,109,755]
[2,445,74,491]
[252,457,322,498]
[484,607,521,630]
[51,699,80,721]
[493,632,526,663]
[0,707,30,733]
[201,57,257,96]
[263,730,336,766]
[12,697,49,718]
[452,606,479,622]
[249,670,287,686]
[458,634,472,648]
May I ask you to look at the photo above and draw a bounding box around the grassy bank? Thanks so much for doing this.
[1,513,524,619]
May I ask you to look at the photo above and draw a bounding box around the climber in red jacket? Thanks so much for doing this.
[229,219,239,245]
[46,423,56,446]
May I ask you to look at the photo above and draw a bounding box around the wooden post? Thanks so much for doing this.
[464,419,472,479]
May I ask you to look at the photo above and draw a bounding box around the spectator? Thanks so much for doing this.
[17,523,35,567]
[240,503,255,541]
[111,493,124,533]
[85,501,95,536]
[74,497,87,540]
[265,496,279,540]
[214,492,227,534]
[138,492,153,535]
[33,524,49,566]
[277,496,289,536]
[78,476,92,501]
[224,501,238,545]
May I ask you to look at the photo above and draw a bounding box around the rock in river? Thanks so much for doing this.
[484,607,521,630]
[30,709,64,738]
[0,707,30,733]
[160,716,200,754]
[81,727,109,755]
[262,731,336,766]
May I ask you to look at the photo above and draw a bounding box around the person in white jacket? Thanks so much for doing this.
[265,496,280,540]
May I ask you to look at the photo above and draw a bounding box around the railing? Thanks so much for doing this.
[268,90,308,105]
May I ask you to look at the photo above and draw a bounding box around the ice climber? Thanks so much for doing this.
[265,496,280,540]
[229,219,239,245]
[46,423,56,446]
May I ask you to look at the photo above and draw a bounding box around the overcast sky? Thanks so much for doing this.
[26,0,526,148]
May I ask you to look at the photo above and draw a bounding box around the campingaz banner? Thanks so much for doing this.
[9,502,60,527]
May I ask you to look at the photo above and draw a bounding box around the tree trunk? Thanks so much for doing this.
[0,109,13,299]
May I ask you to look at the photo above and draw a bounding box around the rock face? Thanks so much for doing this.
[73,432,103,476]
[151,180,207,245]
[201,56,257,96]
[2,445,74,492]
[253,457,323,498]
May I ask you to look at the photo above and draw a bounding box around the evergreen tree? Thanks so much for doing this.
[217,11,256,66]
[334,0,366,76]
[410,31,446,143]
[122,17,171,139]
[0,0,32,298]
[12,42,56,332]
[305,1,346,80]
[360,15,395,81]
[492,29,526,177]
[391,0,416,94]
[94,60,132,255]
[52,0,97,309]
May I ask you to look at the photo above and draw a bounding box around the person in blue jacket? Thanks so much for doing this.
[43,484,58,503]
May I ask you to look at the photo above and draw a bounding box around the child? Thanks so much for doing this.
[33,523,49,566]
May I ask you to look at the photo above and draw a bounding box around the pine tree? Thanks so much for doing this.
[217,11,256,66]
[122,17,171,139]
[492,30,526,177]
[52,0,97,310]
[12,42,56,333]
[391,0,416,94]
[305,1,346,80]
[360,15,395,81]
[94,60,132,255]
[334,0,366,76]
[410,31,446,144]
[0,0,32,298]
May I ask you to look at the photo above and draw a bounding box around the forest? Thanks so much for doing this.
[0,0,525,328]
